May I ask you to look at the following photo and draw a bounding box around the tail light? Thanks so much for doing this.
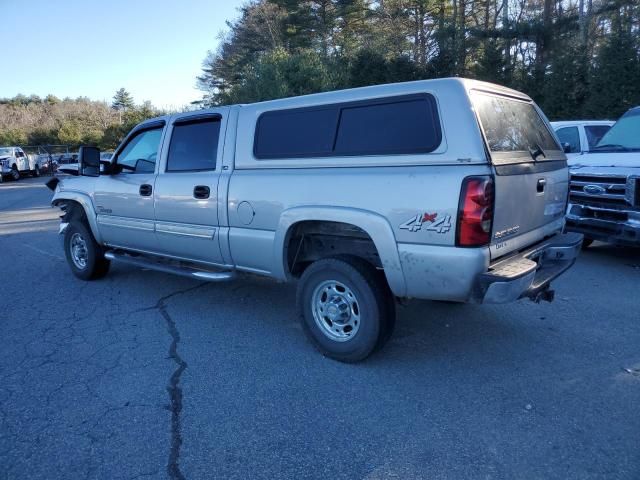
[456,176,494,247]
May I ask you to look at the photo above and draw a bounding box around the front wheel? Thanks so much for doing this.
[10,167,19,181]
[296,256,395,362]
[64,221,110,280]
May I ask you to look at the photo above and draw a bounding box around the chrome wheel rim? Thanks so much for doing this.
[70,232,88,269]
[311,280,361,342]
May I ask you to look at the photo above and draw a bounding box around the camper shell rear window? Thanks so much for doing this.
[471,91,562,164]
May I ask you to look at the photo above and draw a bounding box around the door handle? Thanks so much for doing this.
[193,185,210,199]
[537,178,546,193]
[139,184,153,196]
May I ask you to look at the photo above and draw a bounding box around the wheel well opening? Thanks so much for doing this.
[285,221,382,278]
[53,199,87,223]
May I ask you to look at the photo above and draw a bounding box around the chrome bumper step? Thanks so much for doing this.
[473,232,583,304]
[104,251,236,282]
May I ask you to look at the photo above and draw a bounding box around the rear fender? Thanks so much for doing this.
[273,206,407,297]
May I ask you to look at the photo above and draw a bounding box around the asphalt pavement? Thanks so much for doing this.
[1,176,639,480]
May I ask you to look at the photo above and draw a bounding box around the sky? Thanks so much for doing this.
[0,0,244,109]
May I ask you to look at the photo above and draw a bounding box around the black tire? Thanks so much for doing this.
[32,165,41,177]
[10,167,19,181]
[64,221,110,280]
[296,255,395,362]
[581,238,594,249]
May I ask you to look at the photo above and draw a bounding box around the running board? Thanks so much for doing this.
[104,251,236,282]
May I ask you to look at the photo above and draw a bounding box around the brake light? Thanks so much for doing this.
[456,176,494,247]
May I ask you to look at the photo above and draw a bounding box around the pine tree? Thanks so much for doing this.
[111,88,134,111]
[195,0,640,118]
[541,36,589,120]
[585,8,640,119]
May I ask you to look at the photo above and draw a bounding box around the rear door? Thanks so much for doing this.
[153,111,227,265]
[471,91,568,259]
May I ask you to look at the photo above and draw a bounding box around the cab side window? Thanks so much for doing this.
[166,118,221,172]
[254,94,440,159]
[555,126,580,153]
[116,127,163,173]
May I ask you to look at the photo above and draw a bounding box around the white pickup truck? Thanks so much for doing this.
[0,146,43,181]
[566,107,640,247]
[550,121,614,162]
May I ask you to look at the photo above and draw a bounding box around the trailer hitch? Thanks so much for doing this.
[530,287,555,304]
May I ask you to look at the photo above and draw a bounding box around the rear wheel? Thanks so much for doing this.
[64,221,110,280]
[296,256,395,362]
[32,165,41,177]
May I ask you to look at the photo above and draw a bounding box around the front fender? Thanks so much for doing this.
[273,206,407,297]
[51,190,102,243]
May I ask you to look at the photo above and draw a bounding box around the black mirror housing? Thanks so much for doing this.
[562,142,572,154]
[79,146,101,177]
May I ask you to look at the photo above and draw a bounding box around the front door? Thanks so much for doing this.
[94,123,165,253]
[15,149,29,171]
[153,113,225,265]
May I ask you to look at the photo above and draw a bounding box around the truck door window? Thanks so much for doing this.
[166,118,220,172]
[555,127,580,153]
[115,127,163,173]
[584,125,611,148]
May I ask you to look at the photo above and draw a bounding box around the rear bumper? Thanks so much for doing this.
[473,232,583,304]
[565,203,640,246]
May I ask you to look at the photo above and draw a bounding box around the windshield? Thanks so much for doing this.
[471,91,561,163]
[594,108,640,151]
[0,147,12,156]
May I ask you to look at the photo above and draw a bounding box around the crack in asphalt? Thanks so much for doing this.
[2,281,207,479]
[160,303,187,480]
[155,283,208,480]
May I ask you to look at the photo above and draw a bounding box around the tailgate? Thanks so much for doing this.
[471,90,568,259]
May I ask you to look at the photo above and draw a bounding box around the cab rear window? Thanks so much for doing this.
[472,92,560,161]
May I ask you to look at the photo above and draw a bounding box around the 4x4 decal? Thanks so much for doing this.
[400,212,452,234]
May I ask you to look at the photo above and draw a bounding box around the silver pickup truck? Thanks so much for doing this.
[47,78,582,362]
